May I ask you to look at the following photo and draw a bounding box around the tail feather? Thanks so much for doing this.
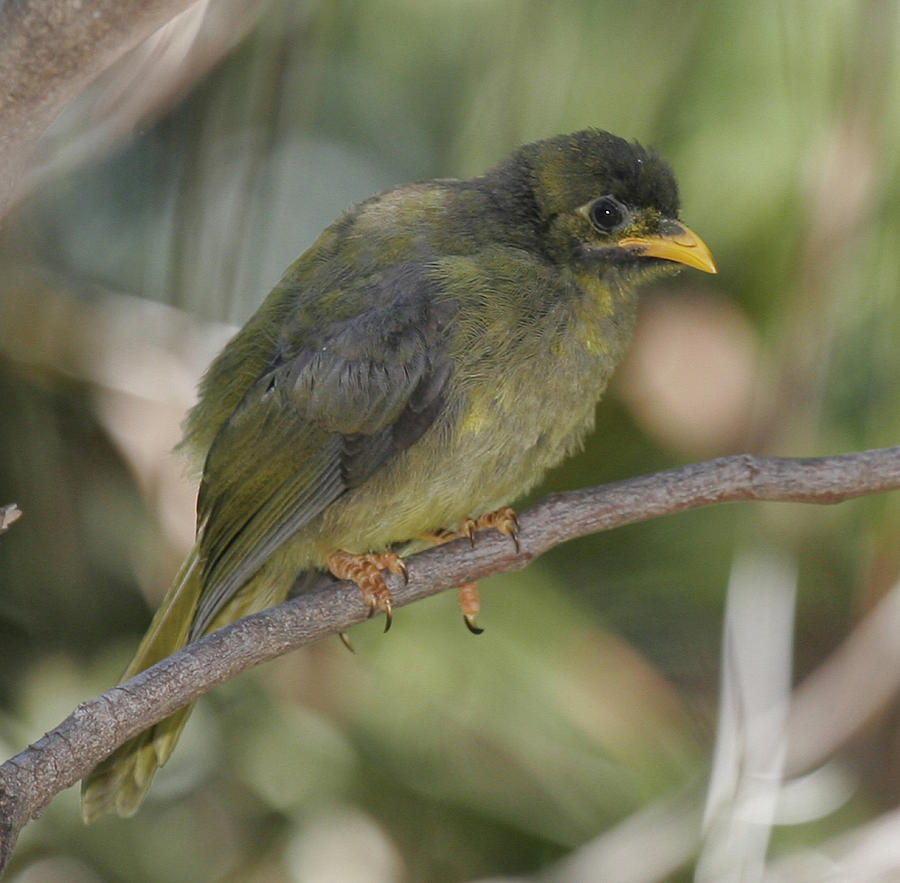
[81,549,204,824]
[81,706,195,822]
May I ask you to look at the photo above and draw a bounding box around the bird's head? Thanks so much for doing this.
[496,129,717,277]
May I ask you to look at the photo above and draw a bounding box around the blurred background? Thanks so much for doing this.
[2,0,900,880]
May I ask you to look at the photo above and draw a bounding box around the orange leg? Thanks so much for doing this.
[457,582,484,635]
[470,506,520,552]
[423,506,521,634]
[327,550,408,632]
[423,506,520,552]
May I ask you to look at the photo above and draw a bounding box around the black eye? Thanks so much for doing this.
[588,196,625,232]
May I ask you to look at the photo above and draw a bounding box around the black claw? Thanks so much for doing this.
[398,561,409,585]
[463,614,484,635]
[509,514,521,553]
[339,631,357,653]
[383,601,393,633]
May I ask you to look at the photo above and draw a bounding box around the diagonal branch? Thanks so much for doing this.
[1,446,899,870]
[0,505,22,535]
[0,0,199,217]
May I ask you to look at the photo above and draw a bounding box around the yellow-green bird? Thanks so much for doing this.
[81,129,716,822]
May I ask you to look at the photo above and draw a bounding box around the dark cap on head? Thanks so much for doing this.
[517,129,680,219]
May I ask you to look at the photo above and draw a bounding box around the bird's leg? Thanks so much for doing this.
[421,520,476,546]
[327,550,408,632]
[423,506,520,551]
[470,506,520,553]
[422,506,520,633]
[457,582,484,635]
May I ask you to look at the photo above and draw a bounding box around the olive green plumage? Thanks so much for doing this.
[81,129,715,822]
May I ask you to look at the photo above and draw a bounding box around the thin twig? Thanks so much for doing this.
[0,505,22,535]
[0,446,898,871]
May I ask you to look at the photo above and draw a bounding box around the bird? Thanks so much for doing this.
[80,128,717,822]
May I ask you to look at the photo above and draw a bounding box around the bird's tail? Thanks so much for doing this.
[81,548,205,824]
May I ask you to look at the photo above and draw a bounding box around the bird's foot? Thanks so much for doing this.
[457,582,484,635]
[470,506,520,553]
[327,550,408,632]
[423,506,520,552]
[423,506,520,634]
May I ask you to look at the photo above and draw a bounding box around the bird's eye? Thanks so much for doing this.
[588,196,626,232]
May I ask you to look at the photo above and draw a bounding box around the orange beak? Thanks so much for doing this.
[618,221,718,274]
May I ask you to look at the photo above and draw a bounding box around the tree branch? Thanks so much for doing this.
[1,446,898,870]
[0,0,199,218]
[0,505,22,536]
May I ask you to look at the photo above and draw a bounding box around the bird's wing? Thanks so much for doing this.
[188,272,455,637]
